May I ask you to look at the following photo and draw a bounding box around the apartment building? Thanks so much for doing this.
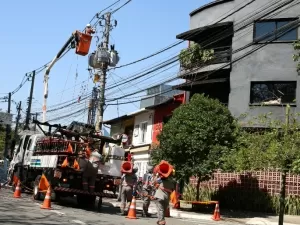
[174,0,299,124]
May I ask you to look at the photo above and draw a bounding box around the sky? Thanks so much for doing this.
[0,0,211,127]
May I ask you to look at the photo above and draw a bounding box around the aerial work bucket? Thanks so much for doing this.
[121,161,133,174]
[157,160,173,178]
[75,31,92,56]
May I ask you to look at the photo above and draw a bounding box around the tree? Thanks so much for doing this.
[224,106,300,225]
[151,94,238,200]
[0,125,6,159]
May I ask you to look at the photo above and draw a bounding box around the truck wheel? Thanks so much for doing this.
[77,195,88,207]
[53,192,61,202]
[97,197,102,211]
[33,175,42,201]
[86,196,96,208]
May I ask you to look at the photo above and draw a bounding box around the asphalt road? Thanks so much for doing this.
[0,188,228,225]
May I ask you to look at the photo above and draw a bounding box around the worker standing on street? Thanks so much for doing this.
[153,169,175,225]
[120,167,138,215]
[142,165,154,217]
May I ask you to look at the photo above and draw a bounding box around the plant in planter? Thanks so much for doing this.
[179,43,215,69]
[292,40,300,73]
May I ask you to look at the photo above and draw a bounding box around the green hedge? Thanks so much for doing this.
[182,184,300,215]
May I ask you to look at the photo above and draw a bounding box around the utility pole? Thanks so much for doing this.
[95,12,111,132]
[14,101,22,136]
[4,92,11,158]
[34,113,38,131]
[24,70,35,130]
[87,87,98,125]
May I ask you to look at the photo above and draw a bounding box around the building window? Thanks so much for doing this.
[140,122,148,143]
[250,81,296,105]
[254,19,297,42]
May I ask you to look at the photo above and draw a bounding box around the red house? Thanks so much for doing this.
[145,93,186,144]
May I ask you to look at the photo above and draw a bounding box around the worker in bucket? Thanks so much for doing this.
[152,168,175,225]
[120,166,138,215]
[85,24,95,35]
[142,165,154,217]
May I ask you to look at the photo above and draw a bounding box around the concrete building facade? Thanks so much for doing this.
[175,0,300,124]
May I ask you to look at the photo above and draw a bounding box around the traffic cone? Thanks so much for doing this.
[212,202,221,221]
[13,181,21,198]
[165,205,170,217]
[41,186,52,209]
[126,196,137,219]
[66,143,73,153]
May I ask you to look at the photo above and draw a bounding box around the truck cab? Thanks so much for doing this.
[8,133,44,187]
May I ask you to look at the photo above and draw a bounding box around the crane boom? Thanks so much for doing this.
[42,33,76,130]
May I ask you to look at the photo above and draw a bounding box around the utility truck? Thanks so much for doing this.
[8,120,125,209]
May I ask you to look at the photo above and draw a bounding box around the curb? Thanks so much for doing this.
[245,218,300,225]
[104,201,214,221]
[170,209,213,221]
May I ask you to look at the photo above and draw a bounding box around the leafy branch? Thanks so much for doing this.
[292,40,300,72]
[179,43,215,69]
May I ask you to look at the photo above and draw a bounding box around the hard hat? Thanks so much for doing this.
[86,24,91,27]
[91,151,102,159]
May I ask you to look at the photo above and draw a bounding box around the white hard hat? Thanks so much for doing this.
[91,151,101,158]
[86,24,91,27]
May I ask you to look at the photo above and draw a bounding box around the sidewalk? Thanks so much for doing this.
[103,198,300,225]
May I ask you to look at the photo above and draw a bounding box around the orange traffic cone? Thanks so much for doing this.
[66,143,73,154]
[212,202,221,221]
[165,205,170,217]
[41,186,52,209]
[13,181,21,198]
[126,196,137,219]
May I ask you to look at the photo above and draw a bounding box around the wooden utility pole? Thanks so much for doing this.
[24,70,35,130]
[14,101,22,136]
[95,12,111,132]
[4,92,11,158]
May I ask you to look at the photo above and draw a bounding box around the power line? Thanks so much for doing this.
[108,1,291,96]
[31,0,287,116]
[106,2,298,105]
[0,0,123,100]
[105,0,286,100]
[104,0,273,91]
[31,0,284,113]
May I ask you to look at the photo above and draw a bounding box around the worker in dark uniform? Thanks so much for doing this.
[142,165,154,217]
[153,171,175,225]
[78,149,98,193]
[120,167,138,215]
[87,151,102,193]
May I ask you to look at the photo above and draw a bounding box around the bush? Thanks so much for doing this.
[182,183,300,215]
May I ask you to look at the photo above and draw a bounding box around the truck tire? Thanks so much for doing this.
[33,175,42,201]
[86,195,96,208]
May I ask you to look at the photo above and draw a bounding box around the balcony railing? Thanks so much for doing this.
[179,46,232,75]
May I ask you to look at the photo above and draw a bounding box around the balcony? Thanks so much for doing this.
[178,46,232,79]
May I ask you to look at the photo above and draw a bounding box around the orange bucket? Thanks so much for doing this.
[75,31,92,56]
[158,160,173,178]
[121,161,133,174]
